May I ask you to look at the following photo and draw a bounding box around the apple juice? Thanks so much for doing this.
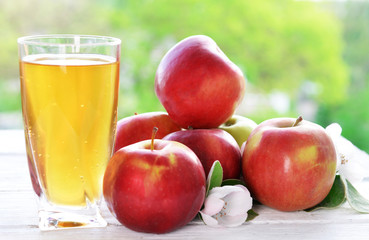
[19,54,119,206]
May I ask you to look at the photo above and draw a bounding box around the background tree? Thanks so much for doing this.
[3,0,367,153]
[0,0,112,113]
[102,0,348,119]
[316,1,369,152]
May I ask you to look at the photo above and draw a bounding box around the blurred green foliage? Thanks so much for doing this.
[106,0,348,115]
[0,0,368,152]
[315,1,369,152]
[0,81,21,111]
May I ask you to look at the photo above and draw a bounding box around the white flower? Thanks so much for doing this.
[199,185,252,227]
[326,123,369,184]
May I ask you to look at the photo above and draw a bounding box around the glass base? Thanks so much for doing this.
[38,205,107,230]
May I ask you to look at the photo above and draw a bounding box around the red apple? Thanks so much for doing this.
[103,138,206,234]
[155,35,246,129]
[163,129,241,180]
[114,112,181,152]
[242,117,337,211]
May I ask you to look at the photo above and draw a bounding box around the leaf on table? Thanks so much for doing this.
[305,175,346,212]
[246,209,259,222]
[343,176,369,213]
[206,160,223,196]
[221,178,245,186]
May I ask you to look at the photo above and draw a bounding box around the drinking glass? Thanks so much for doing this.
[18,35,121,230]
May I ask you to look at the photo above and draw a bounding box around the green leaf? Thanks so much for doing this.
[196,212,203,221]
[343,176,369,213]
[246,209,259,222]
[221,178,245,186]
[305,175,346,212]
[206,160,223,196]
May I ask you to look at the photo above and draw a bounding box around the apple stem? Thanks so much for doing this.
[292,116,303,127]
[151,127,158,151]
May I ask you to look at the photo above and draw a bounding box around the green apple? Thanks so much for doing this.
[219,115,258,148]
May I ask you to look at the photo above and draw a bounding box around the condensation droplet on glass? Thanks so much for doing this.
[27,126,33,135]
[80,104,85,108]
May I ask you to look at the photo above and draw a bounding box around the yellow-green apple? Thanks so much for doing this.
[163,129,241,180]
[114,112,181,152]
[219,115,258,148]
[155,35,246,129]
[242,117,337,211]
[103,138,206,234]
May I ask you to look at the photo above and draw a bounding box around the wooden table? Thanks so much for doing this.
[1,129,369,240]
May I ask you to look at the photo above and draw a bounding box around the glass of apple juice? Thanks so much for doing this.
[18,35,121,230]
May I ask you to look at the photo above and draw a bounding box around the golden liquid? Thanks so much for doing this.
[20,54,119,206]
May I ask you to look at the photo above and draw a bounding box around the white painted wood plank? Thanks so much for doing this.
[1,130,369,239]
[2,217,369,240]
[0,154,32,191]
[0,130,25,154]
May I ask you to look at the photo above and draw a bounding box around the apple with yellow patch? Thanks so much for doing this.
[242,116,337,211]
[103,132,206,234]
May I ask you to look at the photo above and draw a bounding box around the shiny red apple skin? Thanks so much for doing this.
[114,112,181,152]
[155,35,246,129]
[242,118,337,212]
[163,129,241,180]
[103,139,206,234]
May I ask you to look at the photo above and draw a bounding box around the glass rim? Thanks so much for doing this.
[17,34,121,47]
